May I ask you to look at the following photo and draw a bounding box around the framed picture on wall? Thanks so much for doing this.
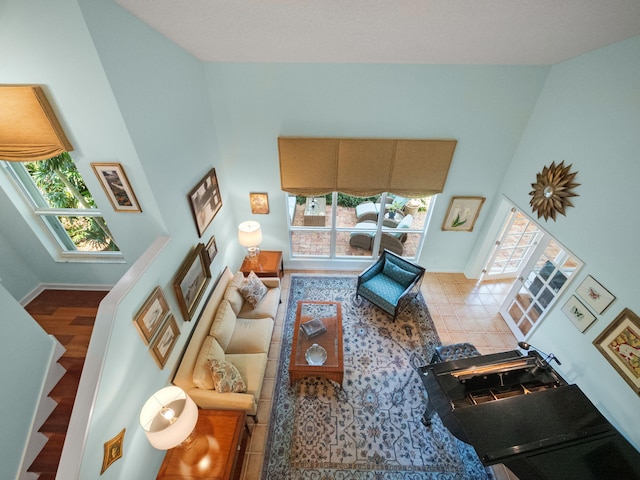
[149,315,179,369]
[173,243,211,320]
[205,236,218,264]
[593,308,640,394]
[441,196,486,232]
[91,163,142,212]
[250,192,270,214]
[133,286,169,344]
[188,168,222,237]
[576,275,615,314]
[562,295,596,332]
[101,428,125,474]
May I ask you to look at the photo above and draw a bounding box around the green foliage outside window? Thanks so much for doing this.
[25,152,119,251]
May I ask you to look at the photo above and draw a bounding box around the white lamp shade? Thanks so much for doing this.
[238,221,262,247]
[140,386,198,450]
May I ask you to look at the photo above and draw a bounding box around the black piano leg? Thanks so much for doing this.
[422,408,435,427]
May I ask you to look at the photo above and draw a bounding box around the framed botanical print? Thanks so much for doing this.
[576,275,615,314]
[250,192,269,214]
[133,286,169,344]
[188,168,222,237]
[562,295,596,333]
[91,163,142,212]
[442,196,486,232]
[149,315,179,369]
[173,243,211,320]
[593,308,640,395]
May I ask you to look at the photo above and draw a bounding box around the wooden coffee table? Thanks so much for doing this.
[289,301,343,386]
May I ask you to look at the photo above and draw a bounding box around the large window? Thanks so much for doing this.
[3,153,122,262]
[287,192,431,260]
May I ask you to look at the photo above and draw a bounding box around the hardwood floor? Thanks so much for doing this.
[25,289,108,480]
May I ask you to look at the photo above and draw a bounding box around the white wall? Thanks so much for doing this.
[0,0,167,300]
[0,283,55,480]
[62,237,223,480]
[204,63,550,271]
[494,36,640,448]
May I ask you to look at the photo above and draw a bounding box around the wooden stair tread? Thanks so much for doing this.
[28,433,64,474]
[25,289,105,479]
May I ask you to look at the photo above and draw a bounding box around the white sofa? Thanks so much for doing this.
[173,267,280,417]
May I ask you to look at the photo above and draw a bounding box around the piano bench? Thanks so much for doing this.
[431,342,480,363]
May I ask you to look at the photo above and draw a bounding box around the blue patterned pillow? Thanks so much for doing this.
[382,261,415,288]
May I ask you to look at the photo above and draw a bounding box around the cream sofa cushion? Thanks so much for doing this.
[225,317,274,355]
[209,299,236,350]
[226,352,268,399]
[192,336,225,389]
[224,272,245,315]
[239,287,280,320]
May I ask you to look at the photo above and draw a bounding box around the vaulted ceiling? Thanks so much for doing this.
[114,0,640,64]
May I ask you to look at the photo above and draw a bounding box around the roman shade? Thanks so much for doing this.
[0,85,73,162]
[278,137,456,197]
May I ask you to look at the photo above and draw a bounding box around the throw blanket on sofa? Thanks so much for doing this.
[262,275,490,479]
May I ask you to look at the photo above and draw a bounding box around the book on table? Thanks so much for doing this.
[301,317,327,338]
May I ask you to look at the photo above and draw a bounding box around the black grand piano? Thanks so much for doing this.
[419,350,640,480]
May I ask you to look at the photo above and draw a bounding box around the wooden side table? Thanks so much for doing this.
[156,409,247,480]
[240,250,283,278]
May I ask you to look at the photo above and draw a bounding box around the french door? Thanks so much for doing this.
[499,234,582,340]
[482,208,543,281]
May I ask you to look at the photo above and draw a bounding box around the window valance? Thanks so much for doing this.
[0,85,73,162]
[278,137,456,197]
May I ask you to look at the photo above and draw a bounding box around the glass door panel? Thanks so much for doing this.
[500,228,582,340]
[483,209,543,280]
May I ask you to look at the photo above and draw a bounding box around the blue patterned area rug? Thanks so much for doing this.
[262,275,491,479]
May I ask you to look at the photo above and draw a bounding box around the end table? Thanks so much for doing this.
[240,250,283,278]
[156,409,247,480]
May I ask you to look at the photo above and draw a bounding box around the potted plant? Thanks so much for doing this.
[386,201,403,219]
[404,198,421,216]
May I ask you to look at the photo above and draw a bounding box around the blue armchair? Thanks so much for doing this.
[356,250,426,321]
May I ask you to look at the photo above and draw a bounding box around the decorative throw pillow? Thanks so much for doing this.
[208,359,247,393]
[239,271,267,308]
[382,261,416,288]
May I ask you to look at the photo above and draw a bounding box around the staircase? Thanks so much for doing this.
[23,290,107,480]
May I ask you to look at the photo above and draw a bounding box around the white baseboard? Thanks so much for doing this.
[20,282,113,307]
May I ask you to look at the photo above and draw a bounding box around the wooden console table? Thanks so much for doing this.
[240,250,283,278]
[156,409,247,480]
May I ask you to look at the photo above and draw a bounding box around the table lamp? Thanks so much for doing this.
[238,220,262,259]
[140,386,198,450]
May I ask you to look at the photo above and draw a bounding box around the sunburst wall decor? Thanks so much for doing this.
[529,161,580,221]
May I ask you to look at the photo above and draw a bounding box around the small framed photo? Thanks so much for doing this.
[150,315,179,369]
[91,163,141,213]
[593,308,640,395]
[250,192,270,214]
[562,295,596,332]
[206,236,218,264]
[133,286,169,344]
[173,243,211,320]
[576,275,615,314]
[188,168,222,237]
[101,428,125,474]
[442,196,486,232]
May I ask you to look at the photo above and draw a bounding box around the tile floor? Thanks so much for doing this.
[238,270,520,480]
